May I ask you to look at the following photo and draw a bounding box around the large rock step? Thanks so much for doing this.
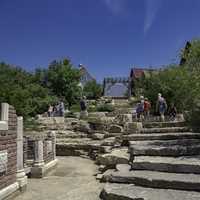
[132,156,200,174]
[100,183,200,200]
[129,138,200,147]
[129,144,200,157]
[102,169,200,191]
[141,127,189,134]
[143,121,185,129]
[122,132,200,142]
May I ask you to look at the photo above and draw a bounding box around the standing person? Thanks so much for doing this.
[168,103,177,121]
[80,96,88,118]
[136,99,144,121]
[59,101,65,117]
[156,93,167,122]
[144,98,151,120]
[47,105,53,117]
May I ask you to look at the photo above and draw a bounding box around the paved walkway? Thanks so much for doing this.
[13,157,104,200]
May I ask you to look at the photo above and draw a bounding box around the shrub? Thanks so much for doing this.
[97,104,114,112]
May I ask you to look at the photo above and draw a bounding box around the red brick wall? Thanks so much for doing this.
[0,106,17,190]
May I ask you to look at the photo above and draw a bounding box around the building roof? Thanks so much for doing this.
[130,67,159,79]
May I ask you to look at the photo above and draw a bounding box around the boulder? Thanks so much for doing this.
[114,114,132,124]
[108,125,124,133]
[125,122,143,134]
[92,133,105,140]
[73,120,90,133]
[96,148,129,167]
[88,112,107,119]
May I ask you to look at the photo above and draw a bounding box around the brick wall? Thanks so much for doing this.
[24,134,55,166]
[0,106,17,190]
[43,138,55,164]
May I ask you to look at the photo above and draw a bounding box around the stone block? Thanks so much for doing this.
[125,122,143,134]
[108,125,124,133]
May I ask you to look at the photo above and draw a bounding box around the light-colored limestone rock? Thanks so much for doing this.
[125,122,143,134]
[92,133,105,140]
[96,148,129,167]
[73,120,90,133]
[114,114,132,124]
[108,125,124,133]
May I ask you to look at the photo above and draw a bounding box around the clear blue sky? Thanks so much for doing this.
[1,0,200,81]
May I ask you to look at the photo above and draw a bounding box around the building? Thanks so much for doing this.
[103,77,131,98]
[79,64,95,88]
[130,67,158,95]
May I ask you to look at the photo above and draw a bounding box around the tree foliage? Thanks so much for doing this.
[0,63,57,118]
[83,80,102,100]
[0,58,81,118]
[134,39,200,127]
[43,59,81,107]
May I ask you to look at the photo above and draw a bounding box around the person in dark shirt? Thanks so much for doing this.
[80,96,87,111]
[169,103,177,121]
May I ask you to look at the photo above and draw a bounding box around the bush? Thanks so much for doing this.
[97,104,114,112]
[186,99,200,131]
[64,112,77,118]
[83,80,102,100]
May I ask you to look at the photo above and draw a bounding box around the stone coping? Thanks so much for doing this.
[0,103,9,131]
[24,131,55,140]
[0,182,19,200]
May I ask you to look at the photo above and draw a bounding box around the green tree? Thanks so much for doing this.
[83,80,102,100]
[45,59,81,107]
[0,63,57,118]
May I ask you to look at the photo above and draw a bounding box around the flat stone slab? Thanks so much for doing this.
[141,127,189,134]
[102,170,200,191]
[129,138,200,147]
[122,132,200,141]
[96,149,129,167]
[100,183,200,200]
[132,156,200,174]
[143,121,186,129]
[129,144,200,157]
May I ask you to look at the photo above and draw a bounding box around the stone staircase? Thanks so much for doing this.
[100,120,200,200]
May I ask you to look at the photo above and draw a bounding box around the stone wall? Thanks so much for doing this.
[0,105,17,190]
[24,134,55,166]
[43,137,55,164]
[23,131,57,178]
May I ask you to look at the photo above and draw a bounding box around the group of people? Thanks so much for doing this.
[136,93,177,122]
[47,101,65,117]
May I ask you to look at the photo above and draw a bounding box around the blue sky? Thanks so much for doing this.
[0,0,200,81]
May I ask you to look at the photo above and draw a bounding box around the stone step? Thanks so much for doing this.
[129,138,200,147]
[141,127,190,134]
[143,121,186,129]
[100,183,200,200]
[132,156,200,174]
[129,144,200,157]
[102,169,200,191]
[122,132,200,143]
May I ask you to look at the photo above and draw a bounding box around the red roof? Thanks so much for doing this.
[130,68,145,79]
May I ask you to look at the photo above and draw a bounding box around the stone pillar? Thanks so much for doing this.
[1,103,9,121]
[47,131,56,160]
[31,139,45,178]
[34,140,45,167]
[52,131,56,160]
[16,117,27,191]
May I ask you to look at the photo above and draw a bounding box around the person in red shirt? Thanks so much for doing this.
[144,98,151,120]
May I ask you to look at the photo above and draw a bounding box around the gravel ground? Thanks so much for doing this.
[13,156,104,200]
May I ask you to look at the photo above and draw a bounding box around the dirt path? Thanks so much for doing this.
[13,157,104,200]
